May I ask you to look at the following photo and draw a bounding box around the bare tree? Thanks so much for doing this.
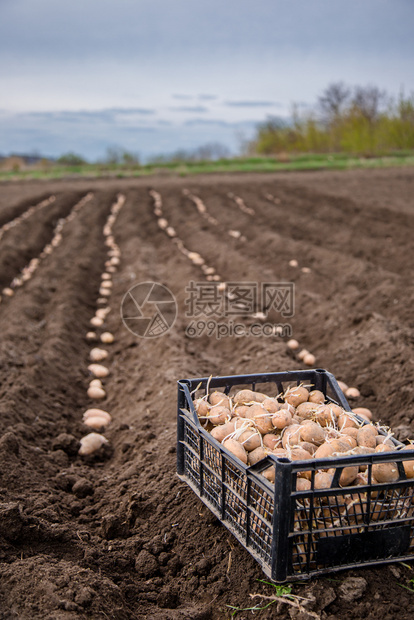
[318,82,351,121]
[352,85,387,124]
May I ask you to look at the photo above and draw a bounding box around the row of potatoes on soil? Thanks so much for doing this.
[193,385,414,489]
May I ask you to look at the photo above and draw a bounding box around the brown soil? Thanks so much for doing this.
[0,167,414,619]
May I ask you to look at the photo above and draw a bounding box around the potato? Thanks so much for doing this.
[337,380,349,392]
[375,435,394,446]
[354,472,369,486]
[233,405,250,418]
[282,424,301,448]
[296,478,312,491]
[289,447,313,461]
[313,442,335,459]
[313,404,337,427]
[247,405,274,434]
[263,434,282,450]
[87,386,106,400]
[279,401,295,411]
[338,466,359,487]
[272,409,292,430]
[328,403,344,417]
[346,387,361,399]
[84,416,111,430]
[90,348,109,362]
[329,439,351,454]
[401,445,414,478]
[303,353,316,367]
[222,439,248,464]
[375,443,394,453]
[209,391,231,408]
[286,446,312,480]
[88,363,109,378]
[341,427,359,440]
[372,461,399,483]
[89,379,103,389]
[79,433,108,455]
[284,386,309,407]
[194,398,209,416]
[239,429,262,452]
[308,390,325,404]
[352,446,375,471]
[352,407,373,421]
[248,446,269,465]
[295,402,319,420]
[314,472,333,489]
[262,467,275,483]
[298,441,317,455]
[100,332,114,344]
[338,413,359,430]
[262,398,280,413]
[210,421,237,443]
[254,392,269,403]
[272,448,288,457]
[299,422,325,446]
[357,425,378,449]
[96,308,109,319]
[233,389,257,404]
[208,405,231,426]
[83,408,111,423]
[340,434,358,449]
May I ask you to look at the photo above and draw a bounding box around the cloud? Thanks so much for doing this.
[169,106,209,113]
[172,94,193,100]
[184,118,231,127]
[184,118,257,128]
[225,100,282,108]
[198,94,217,101]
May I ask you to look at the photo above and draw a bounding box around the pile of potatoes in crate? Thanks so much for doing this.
[193,385,414,488]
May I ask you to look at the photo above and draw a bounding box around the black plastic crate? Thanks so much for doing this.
[177,369,414,582]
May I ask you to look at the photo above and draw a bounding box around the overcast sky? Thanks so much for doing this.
[1,0,413,161]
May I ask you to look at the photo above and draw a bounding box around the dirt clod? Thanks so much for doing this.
[338,576,368,602]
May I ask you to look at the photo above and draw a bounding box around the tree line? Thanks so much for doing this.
[251,83,414,156]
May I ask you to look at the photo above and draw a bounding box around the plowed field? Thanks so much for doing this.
[0,168,414,619]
